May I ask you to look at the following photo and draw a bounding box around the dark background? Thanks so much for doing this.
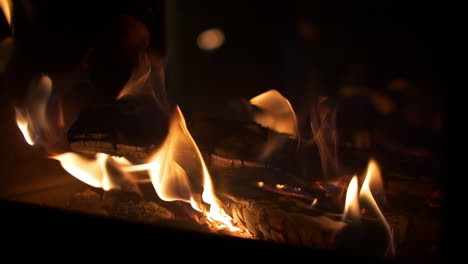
[1,1,448,105]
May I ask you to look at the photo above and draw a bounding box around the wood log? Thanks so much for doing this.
[68,101,309,175]
[67,95,168,160]
[67,188,210,234]
[218,192,346,247]
[66,103,407,252]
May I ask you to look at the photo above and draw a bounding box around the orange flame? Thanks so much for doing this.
[0,0,12,27]
[360,159,395,256]
[343,175,360,223]
[250,89,297,137]
[116,52,152,101]
[14,107,36,145]
[309,97,338,180]
[130,106,245,233]
[14,75,53,146]
[115,51,168,111]
[52,152,133,191]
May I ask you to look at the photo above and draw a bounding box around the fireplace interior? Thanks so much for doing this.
[0,1,450,262]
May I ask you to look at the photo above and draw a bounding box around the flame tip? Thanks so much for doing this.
[249,89,298,159]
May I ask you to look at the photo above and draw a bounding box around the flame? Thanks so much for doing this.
[116,52,152,100]
[141,106,243,232]
[309,97,339,180]
[343,176,360,223]
[14,107,36,145]
[0,0,12,27]
[52,152,132,191]
[250,89,297,137]
[14,75,53,146]
[52,153,105,189]
[115,51,168,111]
[360,159,395,256]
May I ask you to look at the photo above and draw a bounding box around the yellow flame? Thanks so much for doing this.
[145,107,195,202]
[143,106,243,232]
[0,0,12,27]
[52,152,105,189]
[14,107,36,145]
[14,75,53,146]
[52,152,131,191]
[343,175,360,223]
[360,159,395,256]
[250,89,297,137]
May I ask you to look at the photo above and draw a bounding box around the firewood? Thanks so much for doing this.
[68,102,304,171]
[218,192,346,247]
[68,188,108,216]
[66,104,402,251]
[67,96,168,160]
[68,188,176,223]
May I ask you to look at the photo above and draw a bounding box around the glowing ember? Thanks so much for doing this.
[311,198,318,207]
[276,184,285,189]
[360,159,395,256]
[250,89,297,137]
[343,176,360,223]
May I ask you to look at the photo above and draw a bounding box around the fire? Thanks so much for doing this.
[343,175,360,223]
[14,107,36,145]
[52,152,132,191]
[250,89,297,137]
[14,75,53,146]
[115,51,168,111]
[143,106,198,203]
[0,0,12,27]
[309,97,338,180]
[340,160,394,256]
[132,106,245,233]
[360,159,395,256]
[116,52,152,101]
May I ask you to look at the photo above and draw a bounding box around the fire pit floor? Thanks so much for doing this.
[0,198,394,264]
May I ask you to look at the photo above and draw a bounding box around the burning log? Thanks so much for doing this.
[68,188,193,226]
[66,102,350,248]
[63,94,396,252]
[68,103,300,167]
[218,193,345,247]
[66,188,214,236]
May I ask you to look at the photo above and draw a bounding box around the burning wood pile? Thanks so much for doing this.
[8,68,397,253]
[1,1,443,262]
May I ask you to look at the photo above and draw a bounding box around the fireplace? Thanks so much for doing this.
[1,1,448,262]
